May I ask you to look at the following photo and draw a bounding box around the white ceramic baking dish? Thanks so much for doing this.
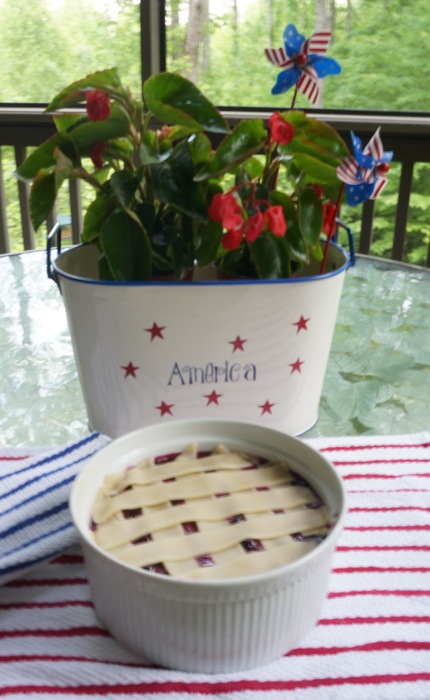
[70,419,346,673]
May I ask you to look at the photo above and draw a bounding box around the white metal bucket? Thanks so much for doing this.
[52,241,351,438]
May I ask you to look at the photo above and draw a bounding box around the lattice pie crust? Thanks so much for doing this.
[91,444,330,581]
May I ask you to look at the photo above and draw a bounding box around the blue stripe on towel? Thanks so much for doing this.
[1,500,70,540]
[2,520,74,559]
[0,432,111,586]
[0,474,76,517]
[0,531,75,579]
[0,432,105,482]
[0,446,103,508]
[1,551,64,579]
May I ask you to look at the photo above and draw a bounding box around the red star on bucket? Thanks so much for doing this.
[121,362,139,378]
[259,400,275,415]
[290,358,304,374]
[204,390,222,406]
[155,401,174,417]
[145,322,166,341]
[293,315,310,333]
[229,335,247,352]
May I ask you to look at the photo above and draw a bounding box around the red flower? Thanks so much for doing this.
[89,141,107,170]
[208,192,241,224]
[223,212,244,232]
[86,90,111,122]
[222,228,243,250]
[269,112,294,145]
[244,211,265,242]
[322,201,337,235]
[210,192,246,251]
[265,205,287,236]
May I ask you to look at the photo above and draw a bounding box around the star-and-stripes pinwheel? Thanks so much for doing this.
[336,129,393,205]
[264,23,341,105]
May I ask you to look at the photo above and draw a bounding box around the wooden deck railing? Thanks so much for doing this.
[1,106,430,266]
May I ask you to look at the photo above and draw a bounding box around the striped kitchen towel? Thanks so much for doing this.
[0,432,111,586]
[0,431,429,698]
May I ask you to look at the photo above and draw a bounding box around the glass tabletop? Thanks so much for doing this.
[1,250,429,446]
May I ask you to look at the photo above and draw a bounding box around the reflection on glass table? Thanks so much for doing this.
[1,250,429,446]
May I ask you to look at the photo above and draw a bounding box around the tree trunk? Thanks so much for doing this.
[329,0,336,36]
[232,0,239,71]
[201,0,210,72]
[314,0,328,32]
[169,0,181,63]
[170,0,179,28]
[346,0,352,34]
[267,0,274,49]
[184,0,203,84]
[313,0,330,108]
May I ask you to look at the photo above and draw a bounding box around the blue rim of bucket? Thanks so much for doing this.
[48,224,354,288]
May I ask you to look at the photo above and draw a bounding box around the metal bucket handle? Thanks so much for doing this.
[46,219,356,288]
[47,223,64,290]
[334,219,356,268]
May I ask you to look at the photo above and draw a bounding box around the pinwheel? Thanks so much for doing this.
[265,24,341,105]
[336,129,393,205]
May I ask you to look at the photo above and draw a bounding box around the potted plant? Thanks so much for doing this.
[17,23,392,438]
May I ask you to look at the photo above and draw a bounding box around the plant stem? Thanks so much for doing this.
[73,167,103,191]
[320,183,345,274]
[290,84,299,110]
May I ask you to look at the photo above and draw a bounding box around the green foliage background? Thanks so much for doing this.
[1,0,429,264]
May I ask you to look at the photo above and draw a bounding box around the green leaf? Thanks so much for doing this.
[269,191,309,264]
[310,240,324,263]
[269,235,293,278]
[285,111,349,155]
[102,138,134,166]
[291,153,341,185]
[68,103,131,153]
[81,195,114,243]
[188,133,212,166]
[53,147,74,189]
[216,247,248,277]
[280,111,349,178]
[195,119,267,181]
[150,141,207,220]
[47,68,125,111]
[16,132,79,180]
[136,201,156,233]
[29,170,57,230]
[298,188,324,246]
[54,113,84,132]
[144,72,228,133]
[249,233,284,279]
[165,125,198,140]
[97,253,115,281]
[169,213,195,280]
[16,105,130,181]
[243,155,265,180]
[110,170,141,207]
[139,130,172,165]
[195,218,223,267]
[100,208,152,281]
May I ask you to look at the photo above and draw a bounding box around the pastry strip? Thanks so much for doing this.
[105,450,260,491]
[93,466,292,523]
[95,484,320,549]
[178,539,317,580]
[108,508,328,568]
